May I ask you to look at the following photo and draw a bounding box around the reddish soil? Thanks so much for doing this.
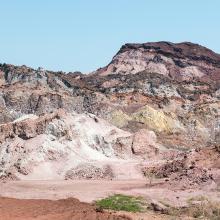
[0,197,129,220]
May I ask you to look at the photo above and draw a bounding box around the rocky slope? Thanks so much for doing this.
[0,109,161,180]
[0,41,219,182]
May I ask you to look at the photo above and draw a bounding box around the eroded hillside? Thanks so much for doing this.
[0,42,219,184]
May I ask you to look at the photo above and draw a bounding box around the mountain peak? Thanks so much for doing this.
[95,41,220,84]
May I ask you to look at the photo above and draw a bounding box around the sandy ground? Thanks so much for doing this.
[0,180,146,203]
[0,180,219,206]
[0,180,173,220]
[1,180,217,220]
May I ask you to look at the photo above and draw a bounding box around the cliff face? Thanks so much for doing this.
[0,41,219,181]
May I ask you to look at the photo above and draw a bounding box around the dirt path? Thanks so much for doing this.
[0,180,218,207]
[0,180,146,203]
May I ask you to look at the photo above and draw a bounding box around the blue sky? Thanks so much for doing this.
[0,0,219,73]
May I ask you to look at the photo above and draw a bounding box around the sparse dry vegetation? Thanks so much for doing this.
[151,197,220,219]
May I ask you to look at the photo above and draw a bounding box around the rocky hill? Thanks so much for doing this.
[0,41,219,182]
[95,41,220,83]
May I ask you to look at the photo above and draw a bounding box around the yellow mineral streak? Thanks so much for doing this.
[110,105,184,134]
[110,110,131,128]
[132,105,183,133]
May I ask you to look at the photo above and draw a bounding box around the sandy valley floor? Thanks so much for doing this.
[0,180,219,206]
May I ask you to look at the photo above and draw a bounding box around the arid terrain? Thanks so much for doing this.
[0,41,220,219]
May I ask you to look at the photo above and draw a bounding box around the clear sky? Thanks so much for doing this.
[0,0,219,73]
